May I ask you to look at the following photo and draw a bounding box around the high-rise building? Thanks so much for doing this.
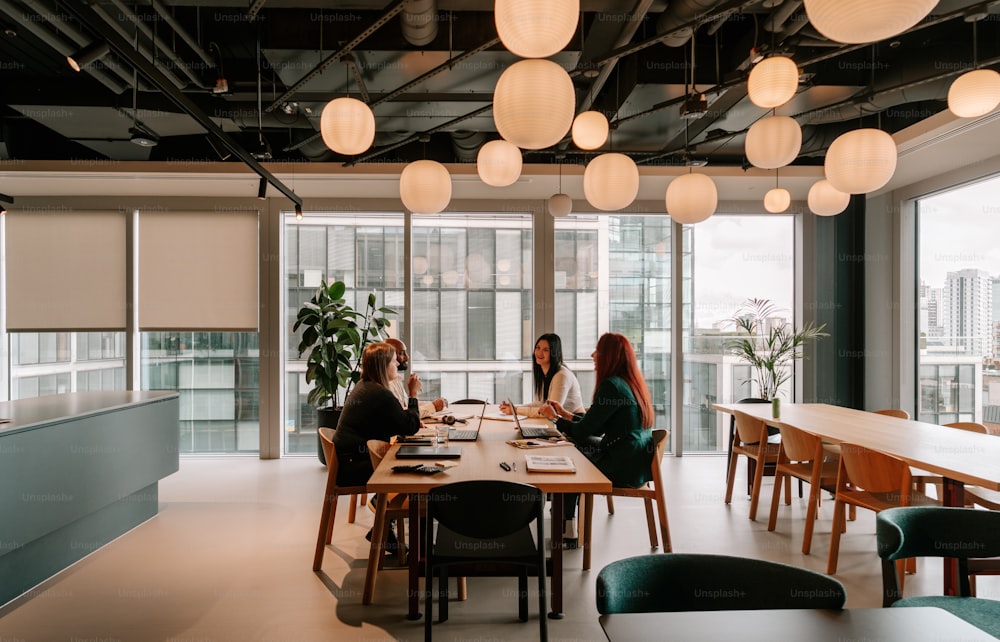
[943,269,993,357]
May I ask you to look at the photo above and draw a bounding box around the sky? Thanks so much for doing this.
[692,215,795,328]
[919,173,1000,288]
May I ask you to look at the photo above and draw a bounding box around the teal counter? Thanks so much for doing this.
[0,391,180,606]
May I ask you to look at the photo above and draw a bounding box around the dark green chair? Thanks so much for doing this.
[876,506,1000,638]
[595,553,846,614]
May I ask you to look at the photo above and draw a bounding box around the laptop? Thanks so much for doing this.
[449,401,488,441]
[507,399,565,440]
[395,445,463,459]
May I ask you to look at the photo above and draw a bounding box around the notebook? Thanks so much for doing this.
[524,454,576,473]
[449,401,488,441]
[395,445,463,459]
[508,400,564,439]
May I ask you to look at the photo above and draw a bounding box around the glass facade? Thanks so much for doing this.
[11,332,125,399]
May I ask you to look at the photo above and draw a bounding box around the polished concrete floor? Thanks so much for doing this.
[1,454,995,641]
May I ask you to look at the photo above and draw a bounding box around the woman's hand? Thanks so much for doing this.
[499,401,513,415]
[406,373,422,398]
[540,400,566,421]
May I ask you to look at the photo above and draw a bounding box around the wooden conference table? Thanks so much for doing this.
[599,606,997,642]
[362,407,612,619]
[714,402,1000,593]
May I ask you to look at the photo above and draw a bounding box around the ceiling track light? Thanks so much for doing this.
[0,191,12,215]
[294,204,303,220]
[257,177,267,200]
[67,40,109,72]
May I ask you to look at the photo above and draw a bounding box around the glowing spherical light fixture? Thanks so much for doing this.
[476,139,522,187]
[399,160,451,214]
[764,188,791,213]
[493,59,575,150]
[747,56,799,108]
[808,179,850,216]
[824,128,897,194]
[495,0,579,59]
[572,111,609,150]
[745,116,802,169]
[548,193,573,217]
[948,69,1000,118]
[320,97,375,155]
[583,153,639,211]
[803,0,937,44]
[666,173,718,224]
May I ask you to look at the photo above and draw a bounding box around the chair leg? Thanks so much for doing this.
[655,494,672,553]
[578,494,588,548]
[802,480,821,555]
[396,517,407,565]
[748,453,767,521]
[725,449,740,504]
[582,493,594,571]
[312,491,337,571]
[348,493,358,524]
[606,495,615,514]
[767,470,785,532]
[784,474,792,506]
[537,556,548,642]
[827,499,846,574]
[438,568,449,623]
[643,498,657,548]
[324,495,339,545]
[457,577,467,601]
[518,572,528,622]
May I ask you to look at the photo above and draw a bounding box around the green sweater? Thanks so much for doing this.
[556,375,653,489]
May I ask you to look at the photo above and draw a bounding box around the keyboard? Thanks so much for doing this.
[520,425,563,439]
[449,428,479,441]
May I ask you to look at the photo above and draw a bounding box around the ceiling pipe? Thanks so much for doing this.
[148,0,216,69]
[763,0,802,33]
[450,130,487,163]
[401,0,438,47]
[104,0,206,89]
[655,0,729,47]
[0,0,126,94]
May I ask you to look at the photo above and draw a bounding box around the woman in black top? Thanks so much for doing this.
[332,341,422,486]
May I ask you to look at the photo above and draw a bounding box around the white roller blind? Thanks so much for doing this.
[6,210,127,330]
[139,210,258,330]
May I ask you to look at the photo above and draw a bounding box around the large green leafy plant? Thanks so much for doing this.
[727,298,827,401]
[293,280,396,409]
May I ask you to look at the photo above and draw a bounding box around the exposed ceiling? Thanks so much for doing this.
[0,0,998,203]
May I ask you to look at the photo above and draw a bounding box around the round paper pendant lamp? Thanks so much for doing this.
[572,111,609,150]
[400,160,451,214]
[808,179,850,216]
[745,116,802,169]
[583,153,639,211]
[764,188,791,213]
[948,69,1000,118]
[666,173,718,224]
[495,0,579,59]
[548,193,573,217]
[747,56,799,109]
[476,139,522,187]
[493,59,575,150]
[320,97,375,155]
[824,128,897,194]
[803,0,937,44]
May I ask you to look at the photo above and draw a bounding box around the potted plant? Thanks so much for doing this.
[727,298,827,402]
[294,279,396,462]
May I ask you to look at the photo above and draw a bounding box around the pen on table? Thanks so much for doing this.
[499,462,511,471]
[512,462,516,472]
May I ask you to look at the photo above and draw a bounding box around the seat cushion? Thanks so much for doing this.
[893,596,1000,637]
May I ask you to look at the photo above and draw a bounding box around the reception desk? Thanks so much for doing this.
[0,391,179,606]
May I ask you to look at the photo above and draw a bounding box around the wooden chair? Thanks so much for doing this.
[826,442,937,576]
[313,427,367,571]
[726,410,786,521]
[724,398,772,492]
[767,423,840,554]
[912,422,988,498]
[580,429,671,571]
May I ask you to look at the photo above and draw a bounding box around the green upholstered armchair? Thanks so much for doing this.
[595,553,846,614]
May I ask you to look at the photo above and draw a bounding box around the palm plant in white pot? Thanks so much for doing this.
[727,298,827,401]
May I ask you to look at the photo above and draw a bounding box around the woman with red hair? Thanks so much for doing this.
[540,332,655,547]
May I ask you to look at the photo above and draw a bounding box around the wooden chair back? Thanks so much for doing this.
[777,423,823,463]
[873,408,910,419]
[839,443,911,495]
[945,422,989,434]
[733,411,768,445]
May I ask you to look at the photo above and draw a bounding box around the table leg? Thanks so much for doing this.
[548,493,565,619]
[941,478,966,596]
[362,493,389,605]
[406,494,422,620]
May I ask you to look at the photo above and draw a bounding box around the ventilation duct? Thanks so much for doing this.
[655,0,727,47]
[402,0,438,47]
[451,130,487,163]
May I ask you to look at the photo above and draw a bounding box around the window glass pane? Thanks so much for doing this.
[11,332,126,400]
[917,177,1000,427]
[141,331,259,454]
[685,215,795,453]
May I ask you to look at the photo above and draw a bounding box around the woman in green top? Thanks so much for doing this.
[540,332,655,547]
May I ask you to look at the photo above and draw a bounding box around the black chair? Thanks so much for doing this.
[451,398,487,404]
[876,506,1000,638]
[596,553,846,614]
[424,480,546,641]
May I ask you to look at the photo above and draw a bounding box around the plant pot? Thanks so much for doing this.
[316,407,342,465]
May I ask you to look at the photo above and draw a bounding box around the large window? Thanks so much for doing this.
[684,215,795,452]
[11,332,125,399]
[917,175,1000,426]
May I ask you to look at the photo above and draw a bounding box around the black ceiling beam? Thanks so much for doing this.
[62,0,301,207]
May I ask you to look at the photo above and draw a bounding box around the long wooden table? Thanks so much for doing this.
[362,408,612,619]
[714,402,1000,593]
[600,606,998,641]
